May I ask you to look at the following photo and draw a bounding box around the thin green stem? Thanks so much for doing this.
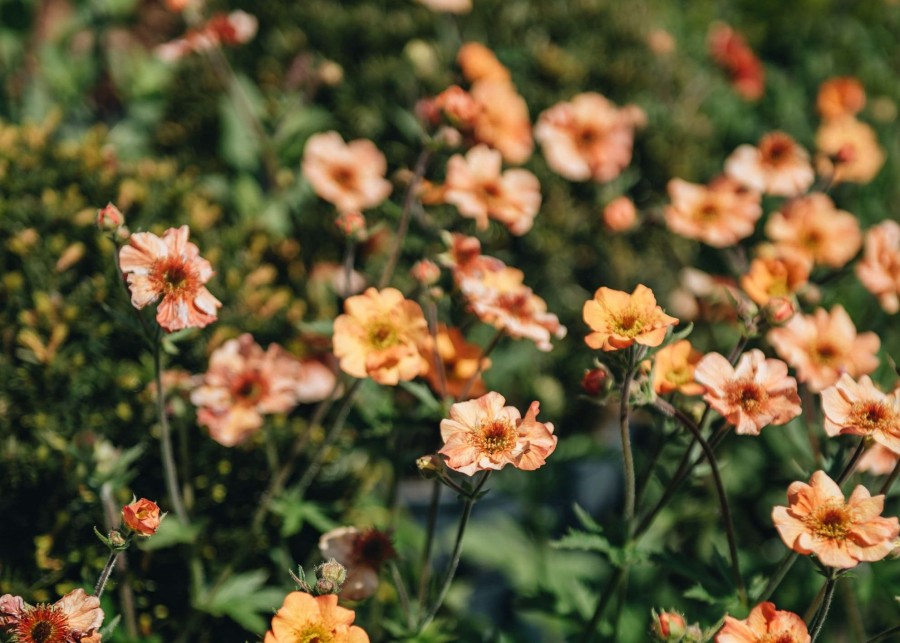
[809,575,838,642]
[579,566,626,643]
[153,329,188,525]
[836,438,866,485]
[417,480,443,612]
[389,560,415,631]
[866,625,900,643]
[878,456,900,495]
[379,150,431,289]
[634,428,668,508]
[620,347,637,524]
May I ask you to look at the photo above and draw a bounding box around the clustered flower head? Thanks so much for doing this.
[302,131,393,213]
[772,470,899,568]
[583,284,678,351]
[122,497,163,536]
[264,592,369,643]
[0,588,104,643]
[715,601,809,643]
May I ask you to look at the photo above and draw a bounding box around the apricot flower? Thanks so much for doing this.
[772,470,899,568]
[817,77,866,120]
[822,374,900,453]
[765,193,861,268]
[302,131,392,213]
[651,339,705,396]
[583,284,678,351]
[716,602,809,643]
[424,325,491,400]
[725,132,814,197]
[470,80,533,164]
[603,196,638,232]
[665,176,762,247]
[457,42,511,84]
[740,250,810,307]
[815,116,885,184]
[857,220,900,313]
[264,592,368,643]
[0,589,103,643]
[858,443,900,476]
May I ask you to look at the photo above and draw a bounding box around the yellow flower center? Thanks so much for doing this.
[469,419,518,456]
[612,309,646,337]
[367,320,400,350]
[666,365,693,386]
[847,400,895,435]
[292,622,334,643]
[806,501,852,540]
[725,379,769,413]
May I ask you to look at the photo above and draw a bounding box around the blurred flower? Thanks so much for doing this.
[155,11,258,61]
[457,42,511,84]
[765,193,861,268]
[694,349,801,435]
[429,85,481,130]
[0,589,103,643]
[302,131,392,213]
[308,262,367,300]
[535,92,644,183]
[335,211,367,240]
[119,225,222,333]
[740,251,810,307]
[858,443,900,476]
[439,391,557,475]
[332,288,431,385]
[410,259,441,286]
[122,498,163,536]
[264,592,369,643]
[319,527,396,601]
[96,202,123,229]
[768,305,880,393]
[724,132,814,197]
[815,116,885,184]
[425,325,490,400]
[603,196,638,232]
[708,23,765,100]
[416,0,471,12]
[817,77,866,120]
[715,601,808,643]
[766,296,796,325]
[772,470,899,568]
[668,268,743,323]
[442,144,541,235]
[822,374,900,453]
[583,284,678,351]
[191,334,336,446]
[470,80,533,164]
[646,29,676,56]
[665,176,762,247]
[652,340,705,396]
[857,220,900,313]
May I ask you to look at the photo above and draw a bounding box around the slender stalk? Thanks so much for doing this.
[803,580,829,623]
[620,347,637,524]
[99,484,137,637]
[836,438,866,485]
[424,299,449,400]
[878,457,900,495]
[94,550,121,599]
[867,625,900,643]
[809,575,838,642]
[458,327,504,401]
[389,561,415,631]
[153,329,188,524]
[379,150,431,289]
[579,566,626,643]
[416,480,443,611]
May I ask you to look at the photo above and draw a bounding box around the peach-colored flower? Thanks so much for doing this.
[603,196,638,232]
[858,443,900,476]
[442,144,541,235]
[264,592,369,643]
[122,498,163,536]
[155,11,257,61]
[768,305,880,393]
[652,340,705,396]
[725,132,814,197]
[772,470,899,568]
[715,601,809,643]
[332,288,430,385]
[740,250,811,307]
[318,527,396,601]
[765,193,861,268]
[822,374,900,453]
[119,225,222,333]
[470,80,533,164]
[439,392,557,475]
[646,29,676,56]
[424,325,491,400]
[302,131,392,213]
[694,349,801,435]
[0,589,103,643]
[431,85,481,130]
[457,42,511,84]
[817,77,866,120]
[857,220,900,313]
[583,284,679,352]
[191,334,337,446]
[815,116,885,184]
[535,92,644,183]
[416,0,471,13]
[665,176,762,247]
[708,23,765,101]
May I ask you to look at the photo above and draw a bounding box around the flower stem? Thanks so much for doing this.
[579,566,626,643]
[867,625,900,642]
[389,560,415,631]
[879,457,900,495]
[620,346,637,524]
[94,549,121,599]
[153,329,188,525]
[809,574,839,642]
[416,479,443,611]
[837,437,866,485]
[379,149,431,289]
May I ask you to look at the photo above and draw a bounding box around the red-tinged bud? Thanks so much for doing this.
[766,296,795,324]
[97,203,124,229]
[651,609,687,641]
[411,259,441,286]
[581,367,609,396]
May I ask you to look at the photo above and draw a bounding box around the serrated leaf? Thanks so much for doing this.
[198,570,285,634]
[572,503,603,533]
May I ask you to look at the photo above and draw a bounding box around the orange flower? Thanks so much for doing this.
[583,284,678,352]
[857,220,900,313]
[708,23,765,101]
[457,42,511,84]
[332,288,430,385]
[603,196,638,232]
[822,374,900,453]
[424,325,491,400]
[535,92,644,183]
[768,305,880,393]
[858,443,900,476]
[817,77,866,120]
[318,527,396,601]
[438,392,557,475]
[122,498,163,536]
[740,250,811,307]
[765,193,861,268]
[724,132,814,197]
[119,225,222,333]
[191,334,337,446]
[772,470,899,568]
[264,592,369,643]
[651,340,705,396]
[302,131,392,213]
[470,80,533,164]
[665,176,762,247]
[815,116,885,184]
[443,144,542,235]
[0,589,103,643]
[694,349,801,435]
[715,602,809,643]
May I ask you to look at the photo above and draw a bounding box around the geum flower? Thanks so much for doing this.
[857,220,900,313]
[772,470,899,568]
[651,339,705,396]
[119,225,221,332]
[724,131,815,197]
[439,392,557,475]
[740,249,810,307]
[817,76,866,120]
[822,374,900,453]
[815,115,885,185]
[583,284,678,351]
[857,443,900,476]
[302,131,392,213]
[694,349,801,436]
[664,176,762,248]
[765,193,861,269]
[264,592,368,643]
[122,497,163,536]
[715,601,809,643]
[318,527,396,601]
[0,589,103,643]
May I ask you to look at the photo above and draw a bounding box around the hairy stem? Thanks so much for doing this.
[153,331,188,524]
[94,549,121,599]
[417,480,443,612]
[809,575,838,642]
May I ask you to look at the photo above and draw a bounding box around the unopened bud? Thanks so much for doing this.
[581,367,610,396]
[335,211,366,239]
[97,203,124,230]
[411,259,441,286]
[766,296,795,324]
[108,530,127,548]
[315,558,347,595]
[602,196,638,232]
[416,454,444,478]
[651,609,687,641]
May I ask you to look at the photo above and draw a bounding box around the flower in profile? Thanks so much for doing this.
[264,592,369,643]
[768,305,880,393]
[708,23,765,100]
[0,589,103,643]
[191,334,337,446]
[442,144,542,235]
[302,131,392,213]
[815,116,885,184]
[665,176,762,247]
[583,284,678,352]
[470,80,533,164]
[652,340,705,396]
[429,85,481,130]
[740,249,811,307]
[694,349,801,435]
[424,325,491,400]
[332,288,431,385]
[822,374,900,453]
[122,498,163,536]
[858,443,900,476]
[857,220,900,313]
[725,132,815,197]
[715,601,809,643]
[457,42,511,84]
[439,392,557,475]
[772,470,899,568]
[765,193,861,268]
[119,225,222,333]
[319,527,397,601]
[817,77,866,120]
[535,92,645,183]
[603,196,638,232]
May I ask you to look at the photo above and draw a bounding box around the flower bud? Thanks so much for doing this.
[108,530,127,548]
[411,259,441,286]
[766,296,795,325]
[97,203,124,230]
[416,454,444,478]
[122,498,163,536]
[651,609,687,641]
[603,196,638,232]
[314,558,347,595]
[581,367,610,396]
[335,211,366,240]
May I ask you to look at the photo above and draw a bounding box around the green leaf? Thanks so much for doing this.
[197,570,285,634]
[572,503,603,533]
[270,489,337,537]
